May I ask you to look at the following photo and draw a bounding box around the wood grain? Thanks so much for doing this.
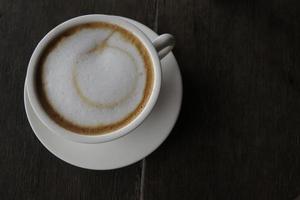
[1,0,300,199]
[143,0,300,200]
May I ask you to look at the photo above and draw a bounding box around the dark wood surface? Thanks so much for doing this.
[1,0,300,199]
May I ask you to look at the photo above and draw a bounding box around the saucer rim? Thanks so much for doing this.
[24,16,183,170]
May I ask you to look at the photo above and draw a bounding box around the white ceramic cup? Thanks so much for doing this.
[26,14,175,144]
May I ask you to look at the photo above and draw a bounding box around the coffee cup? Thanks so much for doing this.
[26,14,174,143]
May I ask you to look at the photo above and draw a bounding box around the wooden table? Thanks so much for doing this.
[1,0,300,199]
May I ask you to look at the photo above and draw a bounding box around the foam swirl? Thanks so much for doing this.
[72,31,139,108]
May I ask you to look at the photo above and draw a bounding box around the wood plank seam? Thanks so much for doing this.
[139,0,159,199]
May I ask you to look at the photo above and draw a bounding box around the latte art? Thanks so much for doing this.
[72,31,139,109]
[36,22,154,135]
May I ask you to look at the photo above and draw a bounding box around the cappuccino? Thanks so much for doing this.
[35,22,154,135]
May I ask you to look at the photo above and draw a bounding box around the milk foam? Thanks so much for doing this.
[42,27,147,127]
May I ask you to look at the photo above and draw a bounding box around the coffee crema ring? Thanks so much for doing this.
[36,22,154,135]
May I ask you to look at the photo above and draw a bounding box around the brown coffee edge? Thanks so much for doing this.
[35,22,154,135]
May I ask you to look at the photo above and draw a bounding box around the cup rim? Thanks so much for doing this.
[26,14,162,143]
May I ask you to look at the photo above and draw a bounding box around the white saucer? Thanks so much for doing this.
[24,17,182,170]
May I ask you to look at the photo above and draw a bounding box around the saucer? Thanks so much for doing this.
[24,17,182,170]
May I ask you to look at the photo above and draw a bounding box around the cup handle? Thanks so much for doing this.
[152,34,175,60]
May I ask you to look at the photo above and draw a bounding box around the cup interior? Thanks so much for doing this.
[26,14,162,143]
